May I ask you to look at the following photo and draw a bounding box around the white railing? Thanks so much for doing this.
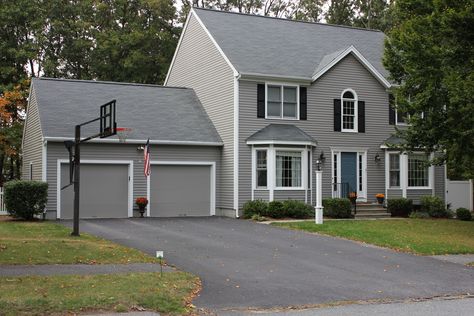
[0,187,7,215]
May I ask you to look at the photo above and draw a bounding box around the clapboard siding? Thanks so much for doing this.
[45,142,221,216]
[254,190,269,201]
[273,190,307,201]
[387,189,403,199]
[21,86,43,181]
[166,13,235,210]
[407,189,432,204]
[239,54,391,205]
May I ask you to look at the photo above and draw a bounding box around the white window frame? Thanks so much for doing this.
[341,88,358,132]
[388,153,401,188]
[265,82,300,120]
[275,149,304,190]
[407,153,432,189]
[255,149,268,189]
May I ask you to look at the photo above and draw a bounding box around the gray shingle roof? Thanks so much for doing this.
[32,78,222,144]
[383,135,405,147]
[194,8,387,80]
[247,124,316,144]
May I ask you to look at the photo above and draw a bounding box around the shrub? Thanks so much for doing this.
[242,200,268,219]
[281,200,314,219]
[387,198,413,217]
[456,208,472,221]
[420,196,448,218]
[267,201,284,218]
[251,214,268,222]
[409,211,430,219]
[4,180,48,220]
[322,198,352,218]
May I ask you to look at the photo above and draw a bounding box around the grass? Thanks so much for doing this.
[0,221,157,264]
[273,219,474,255]
[0,272,200,315]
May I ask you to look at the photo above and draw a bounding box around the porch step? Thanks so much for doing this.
[355,212,391,219]
[354,203,390,219]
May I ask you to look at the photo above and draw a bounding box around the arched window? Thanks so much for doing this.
[341,89,358,132]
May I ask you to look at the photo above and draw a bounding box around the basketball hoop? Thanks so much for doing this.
[116,127,132,143]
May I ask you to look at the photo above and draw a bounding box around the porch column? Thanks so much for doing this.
[315,168,323,224]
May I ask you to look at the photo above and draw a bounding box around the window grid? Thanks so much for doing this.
[389,154,400,187]
[267,85,298,119]
[276,151,302,187]
[256,150,267,188]
[408,154,429,187]
[342,100,355,130]
[333,154,338,190]
[358,154,363,191]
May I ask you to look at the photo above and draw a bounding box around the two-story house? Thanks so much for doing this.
[165,8,445,217]
[21,8,445,219]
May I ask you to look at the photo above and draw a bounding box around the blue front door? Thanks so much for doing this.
[341,152,357,193]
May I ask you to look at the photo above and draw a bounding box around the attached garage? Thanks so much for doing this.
[58,161,132,219]
[149,163,215,217]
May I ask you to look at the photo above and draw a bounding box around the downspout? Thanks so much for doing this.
[234,73,241,218]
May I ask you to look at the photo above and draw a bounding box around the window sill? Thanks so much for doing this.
[274,187,306,191]
[265,116,299,121]
[341,129,358,133]
[255,188,268,191]
[407,187,432,190]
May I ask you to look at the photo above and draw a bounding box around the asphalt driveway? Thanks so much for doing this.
[67,218,474,310]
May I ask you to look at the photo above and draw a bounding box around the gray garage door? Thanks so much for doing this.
[60,164,129,219]
[150,165,211,217]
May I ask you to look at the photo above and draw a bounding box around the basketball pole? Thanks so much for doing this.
[72,124,81,236]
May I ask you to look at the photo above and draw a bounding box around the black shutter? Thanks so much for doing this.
[334,99,341,131]
[299,87,307,120]
[358,101,365,133]
[257,84,265,118]
[389,94,395,125]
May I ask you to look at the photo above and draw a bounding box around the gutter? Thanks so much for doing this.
[43,137,224,147]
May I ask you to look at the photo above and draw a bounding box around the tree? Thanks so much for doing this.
[325,0,355,26]
[384,0,474,178]
[353,0,392,31]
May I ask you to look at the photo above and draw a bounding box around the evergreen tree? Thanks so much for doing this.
[325,0,355,26]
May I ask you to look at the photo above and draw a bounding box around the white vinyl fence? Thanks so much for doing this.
[446,179,473,211]
[0,187,7,215]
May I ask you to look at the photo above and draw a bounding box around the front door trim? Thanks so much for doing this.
[330,148,367,201]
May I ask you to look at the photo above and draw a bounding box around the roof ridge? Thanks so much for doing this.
[193,7,383,33]
[34,77,191,90]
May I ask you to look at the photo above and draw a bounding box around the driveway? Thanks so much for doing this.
[67,218,474,311]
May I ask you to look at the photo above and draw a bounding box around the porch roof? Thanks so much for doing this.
[246,124,316,146]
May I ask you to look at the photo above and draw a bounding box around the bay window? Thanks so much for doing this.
[408,154,429,187]
[389,154,400,187]
[256,150,267,188]
[276,151,302,187]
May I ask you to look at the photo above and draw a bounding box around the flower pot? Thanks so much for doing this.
[377,197,384,204]
[138,207,145,218]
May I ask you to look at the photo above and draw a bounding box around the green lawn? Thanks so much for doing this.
[0,272,199,315]
[0,221,157,264]
[273,219,474,255]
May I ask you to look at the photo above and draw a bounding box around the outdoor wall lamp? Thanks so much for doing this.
[316,159,322,171]
[374,154,381,163]
[319,151,326,163]
[137,145,144,151]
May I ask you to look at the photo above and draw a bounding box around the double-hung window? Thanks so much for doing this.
[389,154,400,187]
[256,150,267,188]
[341,90,357,131]
[266,85,298,119]
[408,154,429,187]
[276,151,302,187]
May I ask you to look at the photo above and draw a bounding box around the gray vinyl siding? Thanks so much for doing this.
[21,87,43,181]
[254,190,269,201]
[166,14,235,210]
[407,189,432,204]
[273,190,307,201]
[45,142,221,217]
[239,54,392,206]
[387,189,403,199]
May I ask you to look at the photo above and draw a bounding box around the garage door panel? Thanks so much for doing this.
[151,165,211,217]
[60,164,129,219]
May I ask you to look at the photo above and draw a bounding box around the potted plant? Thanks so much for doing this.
[349,191,358,204]
[135,197,148,218]
[376,193,385,204]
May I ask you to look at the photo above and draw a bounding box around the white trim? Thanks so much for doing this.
[42,140,47,182]
[331,149,367,201]
[341,88,358,133]
[148,160,216,216]
[56,159,134,219]
[21,84,34,157]
[385,151,389,200]
[191,9,239,77]
[164,11,192,85]
[44,137,223,146]
[264,82,300,120]
[247,140,316,146]
[233,76,239,217]
[268,145,275,201]
[312,45,391,88]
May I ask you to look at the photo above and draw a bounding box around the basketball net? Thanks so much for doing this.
[116,127,132,143]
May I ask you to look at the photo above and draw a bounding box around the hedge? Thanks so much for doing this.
[322,198,352,218]
[387,198,413,217]
[4,180,48,220]
[242,199,314,219]
[420,196,448,218]
[456,208,472,221]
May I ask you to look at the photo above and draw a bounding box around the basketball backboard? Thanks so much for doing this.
[100,100,117,138]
